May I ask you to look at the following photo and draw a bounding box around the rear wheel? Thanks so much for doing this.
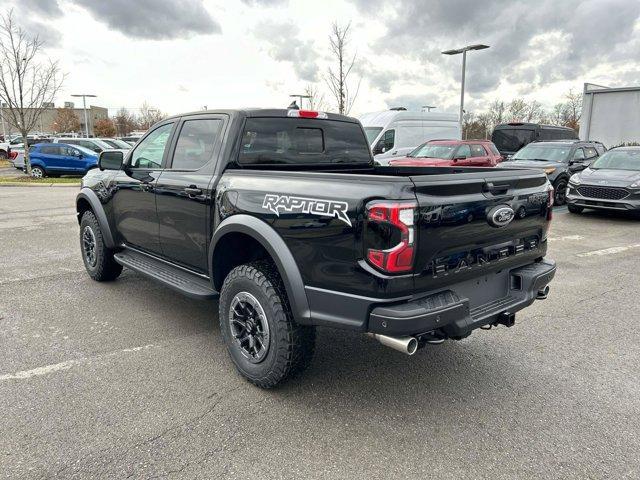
[553,178,568,205]
[219,261,315,388]
[30,166,46,178]
[567,204,584,214]
[80,210,123,281]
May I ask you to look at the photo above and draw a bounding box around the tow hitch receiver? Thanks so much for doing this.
[495,312,515,328]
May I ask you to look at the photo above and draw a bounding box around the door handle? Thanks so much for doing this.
[184,187,203,197]
[483,182,510,194]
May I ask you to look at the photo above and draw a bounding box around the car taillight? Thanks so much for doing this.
[287,109,328,119]
[9,151,17,159]
[366,201,417,273]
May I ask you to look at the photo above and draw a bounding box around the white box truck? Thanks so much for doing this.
[580,83,640,148]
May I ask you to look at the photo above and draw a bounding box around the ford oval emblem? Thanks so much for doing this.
[487,205,515,228]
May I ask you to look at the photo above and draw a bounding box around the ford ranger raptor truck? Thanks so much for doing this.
[76,108,556,388]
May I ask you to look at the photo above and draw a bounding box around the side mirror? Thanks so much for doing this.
[99,150,123,171]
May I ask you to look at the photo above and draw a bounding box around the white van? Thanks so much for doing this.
[359,109,461,164]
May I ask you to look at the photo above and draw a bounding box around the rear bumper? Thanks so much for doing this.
[305,259,556,337]
[367,260,555,337]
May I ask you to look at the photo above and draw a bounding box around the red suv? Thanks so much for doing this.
[389,139,503,167]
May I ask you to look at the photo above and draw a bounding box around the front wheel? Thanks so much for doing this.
[553,178,568,206]
[79,210,123,281]
[31,166,46,178]
[568,204,584,214]
[219,262,315,388]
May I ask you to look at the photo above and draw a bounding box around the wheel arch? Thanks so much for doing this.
[210,215,311,324]
[76,188,116,248]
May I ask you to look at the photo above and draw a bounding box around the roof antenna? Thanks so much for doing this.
[288,100,299,110]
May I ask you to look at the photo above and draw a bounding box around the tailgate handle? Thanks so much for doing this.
[483,182,510,194]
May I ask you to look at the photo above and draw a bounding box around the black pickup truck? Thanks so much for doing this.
[76,108,556,388]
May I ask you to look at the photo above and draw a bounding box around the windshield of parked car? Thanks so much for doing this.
[73,145,98,156]
[512,144,571,162]
[364,127,382,145]
[408,143,456,159]
[590,150,640,171]
[102,139,131,149]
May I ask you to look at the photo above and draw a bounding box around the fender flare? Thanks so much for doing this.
[209,214,311,324]
[76,188,116,248]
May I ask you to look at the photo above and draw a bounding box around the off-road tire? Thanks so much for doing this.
[80,210,123,281]
[219,261,315,388]
[567,204,584,214]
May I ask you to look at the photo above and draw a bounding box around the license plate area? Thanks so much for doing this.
[451,270,510,309]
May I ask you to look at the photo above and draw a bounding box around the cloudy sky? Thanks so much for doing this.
[10,0,640,117]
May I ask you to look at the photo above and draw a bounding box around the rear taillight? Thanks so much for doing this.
[366,201,417,273]
[9,151,17,159]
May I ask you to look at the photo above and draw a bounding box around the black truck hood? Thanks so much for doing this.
[578,168,640,187]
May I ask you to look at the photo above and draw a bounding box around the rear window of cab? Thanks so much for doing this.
[238,118,372,165]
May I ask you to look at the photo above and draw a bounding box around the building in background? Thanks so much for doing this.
[0,101,108,137]
[580,83,640,148]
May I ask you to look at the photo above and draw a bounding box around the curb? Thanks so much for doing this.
[0,182,80,188]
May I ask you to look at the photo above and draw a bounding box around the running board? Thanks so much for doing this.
[114,250,218,300]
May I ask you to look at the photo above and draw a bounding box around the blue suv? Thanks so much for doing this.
[28,143,99,178]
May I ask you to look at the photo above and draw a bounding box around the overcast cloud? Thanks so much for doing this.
[7,0,640,116]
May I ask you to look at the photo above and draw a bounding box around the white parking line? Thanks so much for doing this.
[549,234,585,241]
[0,344,156,382]
[577,244,640,257]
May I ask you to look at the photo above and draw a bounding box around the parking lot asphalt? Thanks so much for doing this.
[1,186,639,480]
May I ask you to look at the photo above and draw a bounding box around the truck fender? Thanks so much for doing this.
[76,188,115,248]
[209,214,311,324]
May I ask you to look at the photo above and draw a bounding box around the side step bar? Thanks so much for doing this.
[114,250,218,300]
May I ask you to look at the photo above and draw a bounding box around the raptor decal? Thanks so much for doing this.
[262,194,352,226]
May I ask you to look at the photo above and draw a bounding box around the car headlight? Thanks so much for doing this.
[569,174,581,186]
[629,180,640,189]
[544,167,556,175]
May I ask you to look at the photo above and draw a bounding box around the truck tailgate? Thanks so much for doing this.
[409,169,552,293]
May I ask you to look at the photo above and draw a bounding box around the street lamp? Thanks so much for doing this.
[71,94,97,137]
[442,44,489,130]
[422,105,437,112]
[289,94,311,110]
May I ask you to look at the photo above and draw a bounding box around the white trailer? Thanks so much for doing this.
[580,83,640,148]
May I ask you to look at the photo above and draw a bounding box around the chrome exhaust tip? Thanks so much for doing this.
[537,285,550,300]
[367,333,418,355]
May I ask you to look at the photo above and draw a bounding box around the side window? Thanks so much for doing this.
[573,148,585,160]
[469,144,486,157]
[383,129,395,150]
[489,143,501,156]
[171,119,222,170]
[455,145,471,158]
[584,147,598,159]
[129,123,173,169]
[64,139,78,146]
[595,144,606,155]
[40,145,60,155]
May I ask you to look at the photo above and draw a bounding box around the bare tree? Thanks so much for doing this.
[325,22,361,115]
[137,101,165,130]
[53,107,80,133]
[113,107,137,136]
[304,84,327,111]
[0,10,64,175]
[563,89,582,132]
[94,118,116,137]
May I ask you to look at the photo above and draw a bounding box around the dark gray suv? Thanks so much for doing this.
[496,140,606,205]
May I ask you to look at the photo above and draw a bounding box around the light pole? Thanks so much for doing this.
[442,44,489,130]
[289,94,311,110]
[422,105,437,112]
[71,94,97,137]
[0,102,6,140]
